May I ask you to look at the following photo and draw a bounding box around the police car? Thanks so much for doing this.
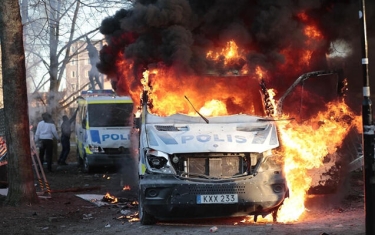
[75,90,134,173]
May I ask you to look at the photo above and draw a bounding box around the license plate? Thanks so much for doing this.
[196,194,238,204]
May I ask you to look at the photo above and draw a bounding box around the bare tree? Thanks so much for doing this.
[24,0,132,119]
[0,0,39,205]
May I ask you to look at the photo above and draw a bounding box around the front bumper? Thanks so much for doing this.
[85,153,132,168]
[139,172,288,220]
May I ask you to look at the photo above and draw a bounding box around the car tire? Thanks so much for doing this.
[77,148,83,167]
[83,154,91,173]
[138,188,156,225]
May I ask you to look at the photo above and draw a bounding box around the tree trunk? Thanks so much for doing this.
[0,0,39,205]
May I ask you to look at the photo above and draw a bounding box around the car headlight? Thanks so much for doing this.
[148,156,167,169]
[88,144,104,153]
[146,149,176,174]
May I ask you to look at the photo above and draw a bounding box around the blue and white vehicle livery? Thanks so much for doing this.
[76,90,134,173]
[136,89,287,225]
[136,70,347,225]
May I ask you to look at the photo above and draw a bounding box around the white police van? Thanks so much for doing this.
[136,70,347,225]
[75,90,134,172]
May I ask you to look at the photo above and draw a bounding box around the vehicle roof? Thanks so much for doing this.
[78,95,133,104]
[145,111,266,124]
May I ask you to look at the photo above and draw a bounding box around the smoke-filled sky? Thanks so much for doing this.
[97,0,375,115]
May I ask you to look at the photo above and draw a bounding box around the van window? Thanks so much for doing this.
[76,103,86,126]
[88,103,133,127]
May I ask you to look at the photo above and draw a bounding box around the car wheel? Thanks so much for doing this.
[83,154,91,173]
[272,204,283,222]
[77,148,83,167]
[138,188,156,225]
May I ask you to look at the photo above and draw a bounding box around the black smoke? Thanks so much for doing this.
[97,0,375,114]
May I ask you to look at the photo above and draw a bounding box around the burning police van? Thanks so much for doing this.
[75,90,134,173]
[136,90,288,225]
[136,70,347,225]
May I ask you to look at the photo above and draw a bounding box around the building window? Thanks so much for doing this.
[72,71,75,78]
[71,59,75,65]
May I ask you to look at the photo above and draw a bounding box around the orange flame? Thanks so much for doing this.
[304,25,323,40]
[244,101,361,223]
[255,66,267,80]
[206,40,242,64]
[276,101,361,222]
[113,33,359,222]
[123,185,131,191]
[197,99,227,116]
[139,67,265,117]
[205,40,248,75]
[298,12,324,40]
[104,192,118,203]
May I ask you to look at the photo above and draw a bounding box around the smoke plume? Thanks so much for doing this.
[97,0,375,114]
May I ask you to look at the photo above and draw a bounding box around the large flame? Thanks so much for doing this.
[276,101,361,222]
[101,7,362,223]
[136,67,361,223]
[116,45,360,224]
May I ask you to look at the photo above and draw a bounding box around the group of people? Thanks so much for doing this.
[34,108,78,172]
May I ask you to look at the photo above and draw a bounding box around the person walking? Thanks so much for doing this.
[58,108,78,165]
[34,112,59,172]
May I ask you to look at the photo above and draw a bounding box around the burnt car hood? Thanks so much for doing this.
[143,113,279,154]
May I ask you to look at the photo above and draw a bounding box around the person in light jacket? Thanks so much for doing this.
[34,112,59,172]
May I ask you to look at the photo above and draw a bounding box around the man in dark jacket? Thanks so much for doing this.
[58,108,78,165]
